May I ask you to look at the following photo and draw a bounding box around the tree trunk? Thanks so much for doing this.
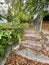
[33,12,43,31]
[39,14,43,32]
[40,19,43,32]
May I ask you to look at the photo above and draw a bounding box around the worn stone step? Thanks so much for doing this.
[23,37,41,42]
[24,34,41,38]
[25,30,39,34]
[16,48,49,64]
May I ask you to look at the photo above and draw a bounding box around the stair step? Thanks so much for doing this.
[24,34,41,39]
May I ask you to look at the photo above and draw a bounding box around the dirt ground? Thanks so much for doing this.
[42,22,49,31]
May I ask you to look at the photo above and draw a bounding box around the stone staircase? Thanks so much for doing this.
[19,29,49,64]
[4,29,49,65]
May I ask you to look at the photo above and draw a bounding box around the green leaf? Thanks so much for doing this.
[8,42,13,45]
[0,31,3,39]
[1,38,6,45]
[0,48,6,57]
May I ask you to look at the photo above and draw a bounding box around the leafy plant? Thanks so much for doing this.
[0,23,24,58]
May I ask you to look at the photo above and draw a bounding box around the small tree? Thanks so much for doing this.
[4,0,49,25]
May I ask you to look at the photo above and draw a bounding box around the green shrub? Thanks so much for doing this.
[0,23,24,58]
